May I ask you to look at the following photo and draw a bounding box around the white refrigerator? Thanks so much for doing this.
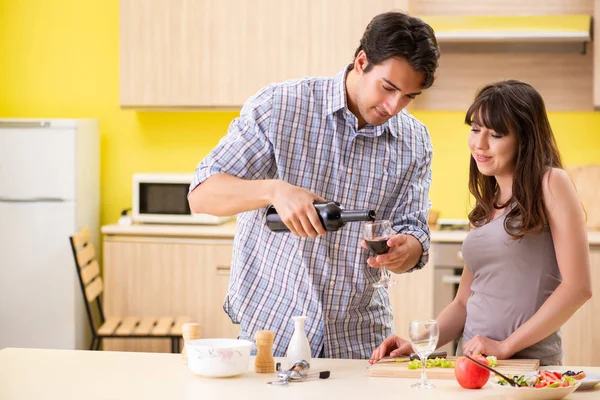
[0,119,99,350]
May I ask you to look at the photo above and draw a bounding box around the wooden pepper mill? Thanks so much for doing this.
[181,322,201,364]
[254,330,275,373]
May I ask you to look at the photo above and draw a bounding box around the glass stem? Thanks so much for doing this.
[420,356,427,384]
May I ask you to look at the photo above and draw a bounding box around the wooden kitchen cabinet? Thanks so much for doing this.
[561,245,600,366]
[121,0,593,110]
[102,236,239,352]
[120,0,408,108]
[388,246,435,340]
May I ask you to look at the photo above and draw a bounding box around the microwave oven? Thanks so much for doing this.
[132,173,233,225]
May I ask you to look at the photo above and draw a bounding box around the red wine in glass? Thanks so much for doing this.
[365,237,390,255]
[362,220,396,288]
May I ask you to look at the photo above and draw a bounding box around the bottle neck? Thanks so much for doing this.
[341,210,376,222]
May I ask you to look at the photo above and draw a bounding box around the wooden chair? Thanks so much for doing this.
[69,227,190,352]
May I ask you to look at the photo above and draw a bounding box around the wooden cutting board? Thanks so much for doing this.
[367,356,540,379]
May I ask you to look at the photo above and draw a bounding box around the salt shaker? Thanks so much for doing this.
[255,330,275,373]
[181,322,201,364]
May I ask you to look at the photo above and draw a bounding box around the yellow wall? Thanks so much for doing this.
[0,0,237,225]
[1,0,599,224]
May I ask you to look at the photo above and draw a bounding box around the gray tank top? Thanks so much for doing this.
[461,209,563,366]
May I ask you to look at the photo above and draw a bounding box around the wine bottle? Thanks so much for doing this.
[265,201,375,232]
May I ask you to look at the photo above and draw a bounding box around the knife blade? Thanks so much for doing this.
[372,350,448,364]
[410,351,447,361]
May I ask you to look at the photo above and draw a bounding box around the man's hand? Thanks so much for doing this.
[269,181,326,237]
[369,334,413,364]
[361,234,413,272]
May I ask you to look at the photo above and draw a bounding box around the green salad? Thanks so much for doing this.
[407,355,498,370]
[496,371,577,388]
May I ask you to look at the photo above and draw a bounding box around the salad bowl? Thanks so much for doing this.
[492,370,581,400]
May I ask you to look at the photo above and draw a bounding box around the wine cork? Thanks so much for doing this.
[181,323,201,364]
[254,330,275,373]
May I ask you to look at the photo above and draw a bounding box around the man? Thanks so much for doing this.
[188,11,440,359]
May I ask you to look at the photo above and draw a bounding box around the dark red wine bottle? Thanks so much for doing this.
[266,201,375,232]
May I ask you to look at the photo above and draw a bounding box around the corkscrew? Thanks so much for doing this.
[266,360,331,386]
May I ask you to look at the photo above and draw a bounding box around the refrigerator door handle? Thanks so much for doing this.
[0,121,51,128]
[0,197,66,203]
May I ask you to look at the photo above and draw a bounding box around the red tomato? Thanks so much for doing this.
[454,356,491,389]
[552,371,562,380]
[541,371,558,383]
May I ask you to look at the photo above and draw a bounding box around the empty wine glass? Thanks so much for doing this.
[362,220,396,288]
[408,319,440,389]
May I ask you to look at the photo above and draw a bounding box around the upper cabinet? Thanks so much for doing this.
[119,0,409,108]
[120,0,597,110]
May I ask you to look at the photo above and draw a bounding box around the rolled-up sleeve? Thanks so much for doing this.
[391,123,433,272]
[189,86,276,194]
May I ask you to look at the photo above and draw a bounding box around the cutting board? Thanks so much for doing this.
[367,356,540,379]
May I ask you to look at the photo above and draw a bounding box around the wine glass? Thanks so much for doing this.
[408,319,440,389]
[362,220,396,288]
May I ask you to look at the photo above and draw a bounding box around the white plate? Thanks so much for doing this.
[492,381,581,400]
[573,372,600,391]
[545,370,600,391]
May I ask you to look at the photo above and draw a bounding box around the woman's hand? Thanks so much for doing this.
[369,334,413,364]
[463,334,513,359]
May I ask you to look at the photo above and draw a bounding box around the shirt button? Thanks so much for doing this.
[329,280,335,287]
[334,244,340,249]
[347,168,352,174]
[325,318,330,324]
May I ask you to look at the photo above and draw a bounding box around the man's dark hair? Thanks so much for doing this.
[353,11,440,89]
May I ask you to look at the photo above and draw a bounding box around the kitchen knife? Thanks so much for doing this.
[373,350,447,364]
[410,351,447,360]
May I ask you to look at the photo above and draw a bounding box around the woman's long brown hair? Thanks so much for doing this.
[465,80,563,239]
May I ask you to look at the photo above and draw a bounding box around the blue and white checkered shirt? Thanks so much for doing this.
[191,66,432,359]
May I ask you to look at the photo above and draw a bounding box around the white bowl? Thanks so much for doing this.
[186,338,253,378]
[492,381,581,400]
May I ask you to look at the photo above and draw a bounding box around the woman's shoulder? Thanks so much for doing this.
[541,167,581,212]
[542,167,572,195]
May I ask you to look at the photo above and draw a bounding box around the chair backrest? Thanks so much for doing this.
[69,227,105,335]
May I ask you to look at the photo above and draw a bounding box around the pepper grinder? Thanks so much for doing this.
[254,330,275,373]
[181,322,201,364]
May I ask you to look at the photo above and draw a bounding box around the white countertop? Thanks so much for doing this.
[1,348,598,400]
[101,222,600,245]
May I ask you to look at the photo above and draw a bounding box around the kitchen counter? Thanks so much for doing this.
[101,221,600,245]
[1,348,598,400]
[101,220,238,238]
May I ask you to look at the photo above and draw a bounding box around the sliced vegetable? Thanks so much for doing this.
[485,355,498,368]
[406,357,455,370]
[496,370,578,388]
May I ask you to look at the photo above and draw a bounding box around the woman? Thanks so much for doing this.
[370,80,591,366]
